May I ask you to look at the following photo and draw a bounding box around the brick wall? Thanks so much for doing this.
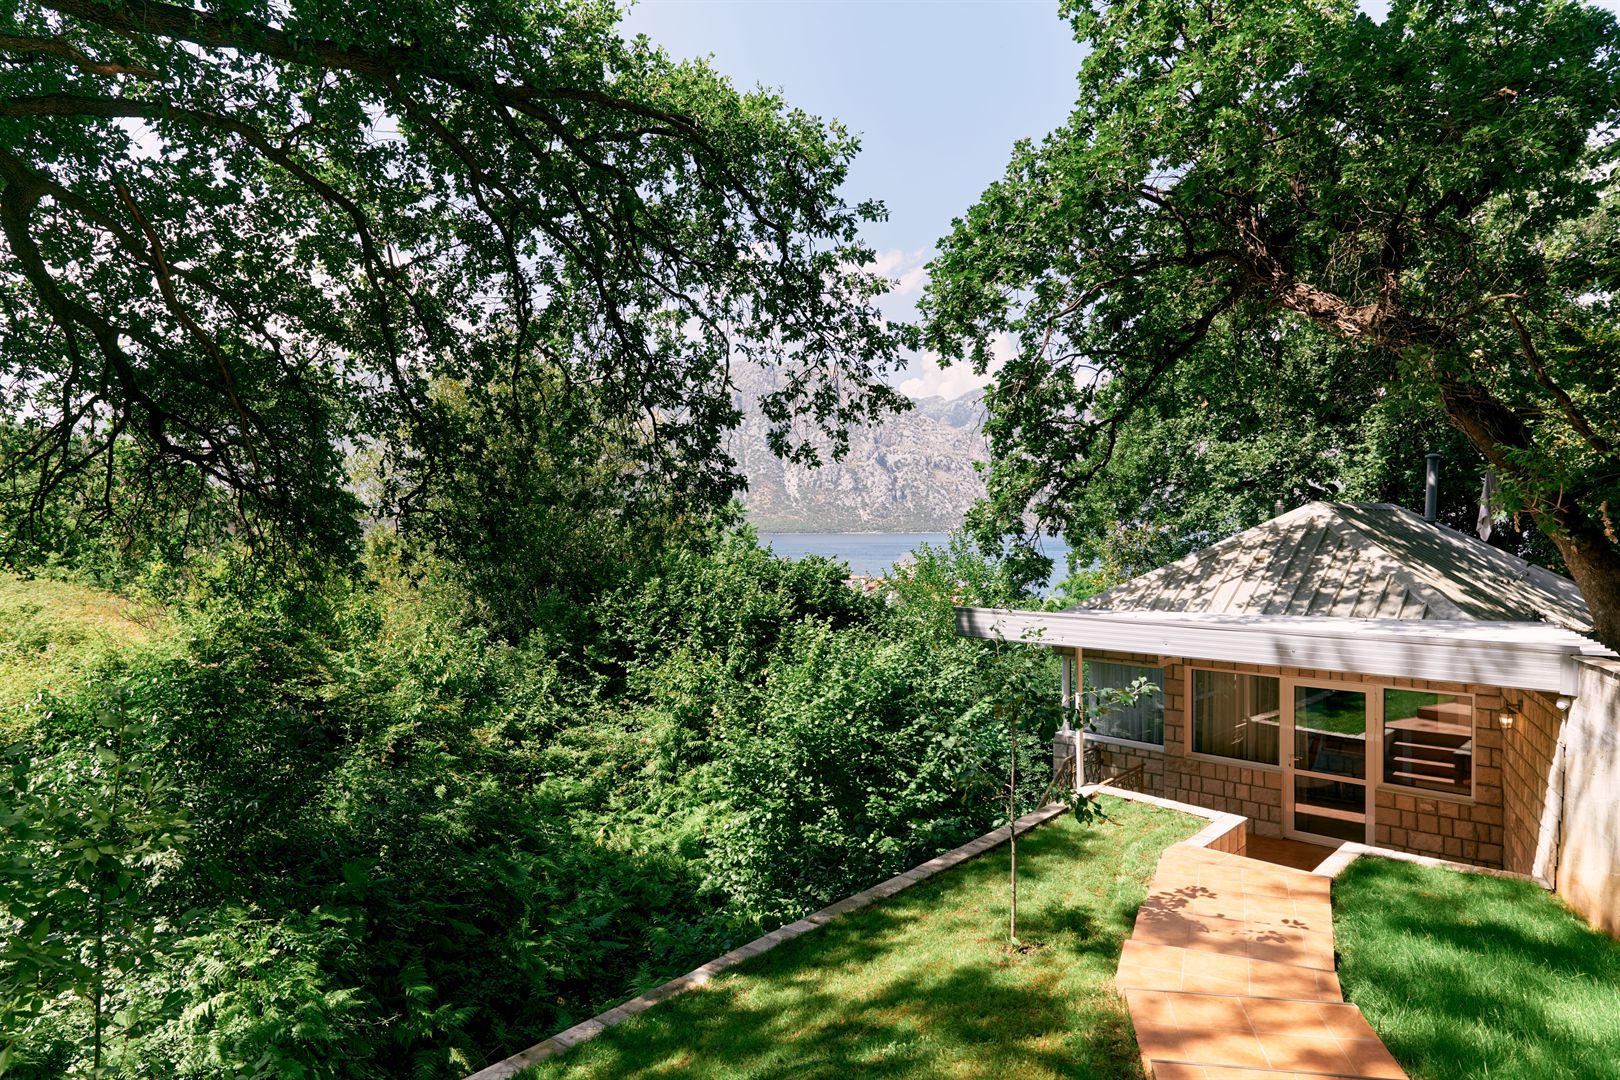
[1503,688,1564,876]
[1060,649,1514,867]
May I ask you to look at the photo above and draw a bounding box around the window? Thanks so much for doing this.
[1083,661,1164,746]
[1293,686,1367,779]
[1192,670,1280,765]
[1383,690,1473,797]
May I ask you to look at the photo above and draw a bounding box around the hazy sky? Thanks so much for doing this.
[619,0,1620,400]
[620,0,1082,399]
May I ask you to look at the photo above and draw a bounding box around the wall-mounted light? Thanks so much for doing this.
[1499,696,1521,730]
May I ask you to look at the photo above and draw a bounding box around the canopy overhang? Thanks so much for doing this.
[954,607,1613,695]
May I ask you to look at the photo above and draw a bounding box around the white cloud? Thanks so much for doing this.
[899,359,989,400]
[871,248,931,298]
[897,333,1014,401]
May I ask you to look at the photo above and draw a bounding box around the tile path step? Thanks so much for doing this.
[1126,988,1405,1079]
[1118,940,1343,1002]
[1119,842,1408,1080]
[1151,845,1333,903]
[1136,849,1337,972]
[1151,1062,1406,1079]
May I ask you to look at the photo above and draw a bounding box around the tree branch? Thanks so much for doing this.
[1506,306,1613,455]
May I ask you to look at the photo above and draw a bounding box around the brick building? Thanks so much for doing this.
[956,501,1612,876]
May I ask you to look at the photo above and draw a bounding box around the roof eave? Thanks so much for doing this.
[955,606,1613,695]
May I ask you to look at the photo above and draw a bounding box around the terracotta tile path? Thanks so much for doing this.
[1117,844,1408,1080]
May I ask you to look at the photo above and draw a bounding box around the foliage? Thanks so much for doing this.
[0,427,234,585]
[705,619,1050,926]
[0,526,1060,1078]
[0,573,161,742]
[0,690,191,1077]
[407,375,718,641]
[1013,327,1558,583]
[922,0,1620,643]
[0,0,906,562]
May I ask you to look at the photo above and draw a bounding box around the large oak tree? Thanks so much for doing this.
[0,0,904,560]
[922,0,1620,646]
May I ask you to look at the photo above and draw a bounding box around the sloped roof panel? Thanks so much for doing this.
[1073,502,1591,631]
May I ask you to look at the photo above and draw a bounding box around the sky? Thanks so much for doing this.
[619,0,1085,400]
[619,0,1620,401]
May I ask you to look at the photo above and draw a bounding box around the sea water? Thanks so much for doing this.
[758,532,1071,593]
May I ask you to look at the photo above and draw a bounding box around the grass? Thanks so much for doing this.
[0,573,160,741]
[1334,857,1620,1080]
[523,796,1202,1080]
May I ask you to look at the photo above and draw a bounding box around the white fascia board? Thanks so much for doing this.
[954,607,1612,695]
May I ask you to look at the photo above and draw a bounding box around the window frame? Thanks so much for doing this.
[1378,686,1477,803]
[1081,658,1166,750]
[1182,665,1478,804]
[1185,666,1284,770]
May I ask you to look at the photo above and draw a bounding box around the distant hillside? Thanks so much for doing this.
[728,370,987,533]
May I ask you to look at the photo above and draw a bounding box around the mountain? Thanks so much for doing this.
[728,370,987,533]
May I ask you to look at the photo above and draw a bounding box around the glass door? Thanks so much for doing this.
[1285,684,1371,844]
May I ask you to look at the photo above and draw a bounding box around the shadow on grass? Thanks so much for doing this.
[1334,857,1620,1080]
[522,798,1200,1080]
[582,963,1131,1080]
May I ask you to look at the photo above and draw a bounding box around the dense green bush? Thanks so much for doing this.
[1,528,1056,1078]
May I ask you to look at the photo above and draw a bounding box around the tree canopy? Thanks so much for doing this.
[922,0,1620,645]
[0,0,905,561]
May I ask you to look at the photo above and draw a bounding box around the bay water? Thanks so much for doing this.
[758,532,1071,593]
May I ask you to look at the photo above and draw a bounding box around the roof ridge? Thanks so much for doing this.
[1072,500,1590,630]
[1077,503,1336,610]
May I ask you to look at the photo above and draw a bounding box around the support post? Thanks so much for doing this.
[1072,647,1085,794]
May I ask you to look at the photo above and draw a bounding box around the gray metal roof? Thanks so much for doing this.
[1071,502,1592,632]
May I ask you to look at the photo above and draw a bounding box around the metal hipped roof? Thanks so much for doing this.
[1071,502,1593,633]
[955,607,1612,695]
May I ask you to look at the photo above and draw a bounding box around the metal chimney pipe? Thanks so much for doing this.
[1424,453,1441,523]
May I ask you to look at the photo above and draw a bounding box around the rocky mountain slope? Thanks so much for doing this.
[728,372,987,532]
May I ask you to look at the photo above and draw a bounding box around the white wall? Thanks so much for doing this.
[1556,657,1620,936]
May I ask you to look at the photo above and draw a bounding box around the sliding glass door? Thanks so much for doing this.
[1284,683,1372,844]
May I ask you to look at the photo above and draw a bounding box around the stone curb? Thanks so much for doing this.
[1313,840,1546,885]
[1087,784,1549,886]
[462,802,1071,1080]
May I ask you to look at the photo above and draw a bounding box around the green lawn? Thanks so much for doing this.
[1334,857,1620,1080]
[523,796,1201,1080]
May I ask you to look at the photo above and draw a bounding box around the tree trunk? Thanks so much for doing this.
[1439,375,1620,649]
[1008,702,1018,944]
[1548,525,1620,649]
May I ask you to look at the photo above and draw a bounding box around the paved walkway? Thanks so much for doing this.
[1244,835,1336,873]
[1117,843,1408,1080]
